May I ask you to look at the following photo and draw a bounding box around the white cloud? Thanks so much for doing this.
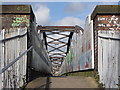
[99,0,119,2]
[34,4,51,25]
[99,2,118,5]
[2,0,119,2]
[54,16,84,28]
[64,2,88,14]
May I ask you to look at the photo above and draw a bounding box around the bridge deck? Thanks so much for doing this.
[25,76,98,88]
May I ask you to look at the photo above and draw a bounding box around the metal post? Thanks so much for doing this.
[1,29,5,89]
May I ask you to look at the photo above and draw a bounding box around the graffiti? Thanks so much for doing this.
[82,46,84,52]
[17,6,27,11]
[88,42,91,50]
[12,15,30,27]
[59,16,93,74]
[66,49,73,62]
[98,15,120,30]
[78,61,80,70]
[85,62,89,68]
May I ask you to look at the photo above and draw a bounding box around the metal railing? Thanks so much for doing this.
[0,46,33,74]
[98,35,120,40]
[0,32,27,42]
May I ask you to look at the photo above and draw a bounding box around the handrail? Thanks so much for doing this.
[98,35,120,41]
[0,46,33,74]
[0,32,27,42]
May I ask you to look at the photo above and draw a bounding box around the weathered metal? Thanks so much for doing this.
[38,25,83,32]
[0,5,51,89]
[31,25,51,74]
[98,31,120,88]
[92,6,120,72]
[0,28,28,88]
[91,5,120,88]
[0,46,33,74]
[38,25,83,74]
[0,29,5,89]
[0,5,34,88]
[59,15,94,75]
[1,4,120,89]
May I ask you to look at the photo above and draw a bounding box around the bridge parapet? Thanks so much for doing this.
[0,5,51,89]
[91,5,120,88]
[0,5,35,89]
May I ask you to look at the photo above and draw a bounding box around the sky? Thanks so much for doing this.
[1,1,119,29]
[1,1,119,54]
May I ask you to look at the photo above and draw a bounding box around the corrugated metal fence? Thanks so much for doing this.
[31,24,51,74]
[59,15,94,75]
[0,5,52,89]
[0,28,28,88]
[93,13,120,88]
[98,30,120,88]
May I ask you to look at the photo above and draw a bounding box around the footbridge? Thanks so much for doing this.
[37,26,83,75]
[0,5,120,89]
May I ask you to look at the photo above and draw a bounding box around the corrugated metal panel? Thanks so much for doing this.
[91,5,120,72]
[59,15,94,75]
[0,31,2,89]
[94,13,120,88]
[0,30,5,89]
[0,5,32,88]
[98,30,120,88]
[0,28,27,88]
[93,14,120,72]
[0,5,51,88]
[31,22,51,74]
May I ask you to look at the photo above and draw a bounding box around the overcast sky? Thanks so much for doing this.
[1,1,119,28]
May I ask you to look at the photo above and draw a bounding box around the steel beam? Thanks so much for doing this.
[38,25,84,73]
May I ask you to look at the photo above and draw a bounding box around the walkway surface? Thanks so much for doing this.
[25,76,98,88]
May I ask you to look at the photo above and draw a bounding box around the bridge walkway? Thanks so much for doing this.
[25,76,98,88]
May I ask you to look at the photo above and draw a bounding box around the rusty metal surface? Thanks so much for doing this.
[93,16,98,72]
[38,25,83,32]
[38,26,76,29]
